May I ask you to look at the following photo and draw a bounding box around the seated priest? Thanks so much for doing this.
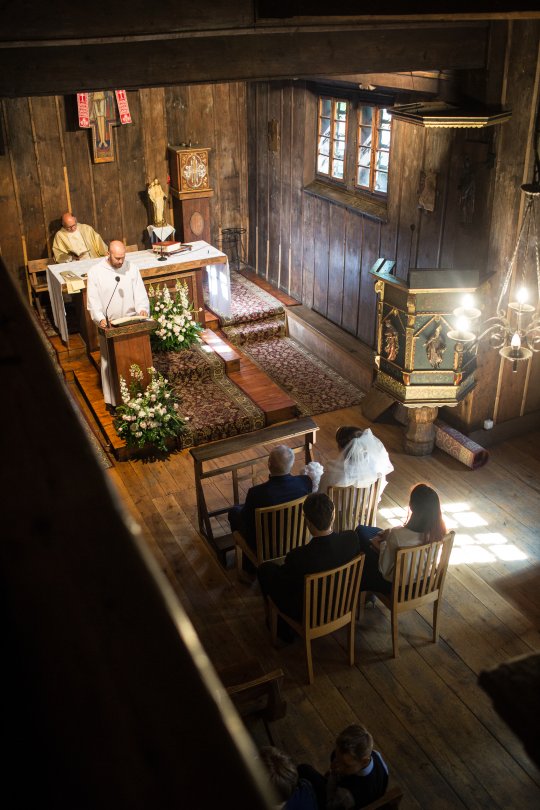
[228,444,312,559]
[86,240,149,408]
[52,211,107,263]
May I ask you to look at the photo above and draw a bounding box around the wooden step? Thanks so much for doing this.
[49,332,87,362]
[201,328,240,372]
[204,308,220,331]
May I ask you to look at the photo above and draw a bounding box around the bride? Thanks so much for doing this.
[306,425,393,495]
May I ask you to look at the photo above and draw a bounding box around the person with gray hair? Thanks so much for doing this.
[228,444,312,571]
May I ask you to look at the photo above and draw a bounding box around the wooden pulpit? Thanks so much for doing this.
[98,319,157,406]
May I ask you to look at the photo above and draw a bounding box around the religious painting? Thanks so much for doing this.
[77,90,132,164]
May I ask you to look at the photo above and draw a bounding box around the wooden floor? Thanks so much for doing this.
[104,404,540,809]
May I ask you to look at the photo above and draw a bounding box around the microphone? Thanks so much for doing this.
[105,276,121,326]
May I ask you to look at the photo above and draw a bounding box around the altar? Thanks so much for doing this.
[46,240,231,349]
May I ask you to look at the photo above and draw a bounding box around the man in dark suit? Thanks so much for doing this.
[228,444,312,555]
[258,493,361,639]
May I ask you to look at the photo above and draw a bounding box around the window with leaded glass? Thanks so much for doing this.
[317,97,348,181]
[357,107,391,194]
[315,94,392,201]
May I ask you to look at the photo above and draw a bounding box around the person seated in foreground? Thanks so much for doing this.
[356,483,446,594]
[259,746,318,809]
[52,212,108,264]
[257,493,361,641]
[228,444,312,558]
[298,723,389,810]
[304,426,393,496]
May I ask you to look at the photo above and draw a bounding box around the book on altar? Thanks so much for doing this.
[59,269,86,293]
[152,241,192,255]
[109,315,152,327]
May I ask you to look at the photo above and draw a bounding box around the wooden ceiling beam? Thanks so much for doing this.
[0,25,488,97]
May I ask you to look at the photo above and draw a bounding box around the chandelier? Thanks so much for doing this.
[448,181,540,371]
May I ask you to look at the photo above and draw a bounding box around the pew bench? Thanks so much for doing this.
[189,416,319,566]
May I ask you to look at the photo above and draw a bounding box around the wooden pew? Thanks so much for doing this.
[189,416,319,565]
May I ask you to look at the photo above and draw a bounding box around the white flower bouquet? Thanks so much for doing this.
[148,280,203,352]
[114,364,186,452]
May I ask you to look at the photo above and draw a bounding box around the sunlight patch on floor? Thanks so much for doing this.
[441,502,528,564]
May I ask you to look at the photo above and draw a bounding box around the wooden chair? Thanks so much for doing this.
[233,495,309,580]
[362,785,403,809]
[327,475,382,532]
[26,257,51,316]
[125,243,138,252]
[217,658,287,746]
[360,531,455,658]
[269,553,365,684]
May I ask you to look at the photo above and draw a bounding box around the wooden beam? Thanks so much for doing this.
[0,25,489,97]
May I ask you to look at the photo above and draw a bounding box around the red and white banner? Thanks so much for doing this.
[115,90,132,125]
[76,93,91,128]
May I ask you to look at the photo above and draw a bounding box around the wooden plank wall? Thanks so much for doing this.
[246,21,540,429]
[246,81,495,349]
[0,83,248,292]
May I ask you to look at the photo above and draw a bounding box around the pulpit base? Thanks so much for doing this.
[404,406,439,456]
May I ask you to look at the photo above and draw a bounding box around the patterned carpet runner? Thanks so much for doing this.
[153,344,264,449]
[211,269,365,416]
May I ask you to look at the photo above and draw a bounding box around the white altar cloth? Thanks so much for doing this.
[46,240,230,342]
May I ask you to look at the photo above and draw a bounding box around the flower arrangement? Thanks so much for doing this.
[114,364,186,452]
[149,280,203,352]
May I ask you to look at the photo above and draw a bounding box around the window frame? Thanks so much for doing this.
[314,91,393,202]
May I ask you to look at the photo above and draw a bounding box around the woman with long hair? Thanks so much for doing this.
[357,483,446,593]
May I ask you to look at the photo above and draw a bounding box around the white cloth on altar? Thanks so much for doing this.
[46,241,230,343]
[86,257,150,405]
[147,224,175,243]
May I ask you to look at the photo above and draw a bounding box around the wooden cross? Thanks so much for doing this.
[88,90,120,163]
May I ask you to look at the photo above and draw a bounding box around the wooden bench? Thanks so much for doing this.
[189,416,319,565]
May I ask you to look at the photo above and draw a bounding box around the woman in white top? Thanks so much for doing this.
[356,484,446,594]
[305,425,393,495]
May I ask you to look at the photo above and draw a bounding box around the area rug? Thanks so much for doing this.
[205,269,285,326]
[153,344,265,449]
[212,270,365,416]
[234,335,364,416]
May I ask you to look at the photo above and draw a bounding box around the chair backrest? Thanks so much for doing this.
[125,243,138,253]
[303,553,365,634]
[392,531,455,608]
[27,258,51,292]
[328,475,382,532]
[254,495,309,563]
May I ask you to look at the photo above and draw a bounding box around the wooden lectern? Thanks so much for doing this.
[98,319,157,406]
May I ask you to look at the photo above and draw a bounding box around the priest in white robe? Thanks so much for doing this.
[53,212,107,263]
[86,240,150,407]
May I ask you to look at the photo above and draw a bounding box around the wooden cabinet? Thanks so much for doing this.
[168,145,214,244]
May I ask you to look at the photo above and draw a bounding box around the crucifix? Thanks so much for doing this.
[77,90,132,164]
[88,91,119,163]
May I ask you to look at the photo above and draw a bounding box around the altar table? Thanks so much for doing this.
[46,240,230,347]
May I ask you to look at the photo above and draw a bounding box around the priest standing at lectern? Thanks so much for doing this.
[87,240,150,407]
[52,212,107,263]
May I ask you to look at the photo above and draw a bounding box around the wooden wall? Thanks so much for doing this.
[246,81,495,348]
[246,21,540,430]
[0,84,248,292]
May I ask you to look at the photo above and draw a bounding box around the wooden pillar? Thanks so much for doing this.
[404,406,439,456]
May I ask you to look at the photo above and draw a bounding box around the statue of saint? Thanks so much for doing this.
[147,178,167,227]
[424,325,446,368]
[384,325,399,362]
